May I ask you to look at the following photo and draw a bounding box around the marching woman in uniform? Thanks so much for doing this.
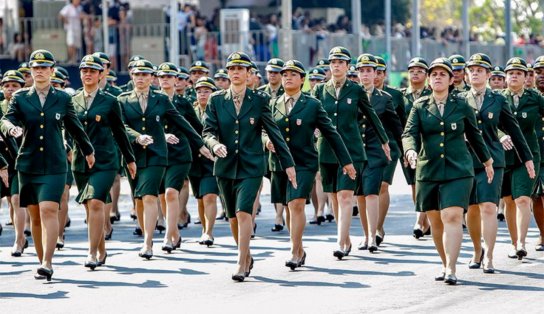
[118,59,213,259]
[72,55,137,269]
[403,58,493,285]
[155,62,202,252]
[531,56,544,252]
[500,57,544,260]
[0,70,27,256]
[193,77,220,246]
[203,52,296,281]
[265,60,355,269]
[355,54,403,252]
[312,47,390,259]
[1,49,95,281]
[461,53,533,274]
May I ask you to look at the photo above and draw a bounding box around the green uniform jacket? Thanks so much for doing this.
[193,105,214,176]
[257,84,285,99]
[119,89,204,169]
[203,88,295,179]
[536,90,544,166]
[361,89,404,168]
[267,93,352,172]
[0,86,94,174]
[459,88,532,169]
[502,89,544,167]
[402,94,491,182]
[104,83,123,97]
[312,79,388,164]
[184,87,197,104]
[71,89,135,172]
[402,86,432,114]
[0,100,19,169]
[165,94,202,165]
[383,85,406,126]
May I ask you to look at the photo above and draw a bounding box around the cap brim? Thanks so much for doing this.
[429,64,453,75]
[131,68,154,74]
[29,60,55,67]
[505,65,527,72]
[328,54,351,61]
[308,75,325,80]
[280,65,305,75]
[226,61,251,68]
[265,65,282,72]
[157,70,178,77]
[80,63,104,71]
[466,61,491,69]
[408,62,428,70]
[451,65,465,71]
[190,66,210,72]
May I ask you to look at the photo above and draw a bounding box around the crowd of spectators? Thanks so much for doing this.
[3,2,544,71]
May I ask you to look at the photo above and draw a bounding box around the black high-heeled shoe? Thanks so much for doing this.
[115,212,121,221]
[97,252,108,267]
[11,245,22,257]
[139,248,153,260]
[424,227,431,236]
[161,243,173,253]
[358,242,368,250]
[204,237,214,247]
[297,251,307,267]
[376,235,383,247]
[271,224,284,232]
[105,228,113,240]
[64,218,71,228]
[368,245,378,253]
[232,273,245,282]
[285,259,298,270]
[24,239,29,249]
[468,248,484,269]
[84,258,98,271]
[130,211,137,220]
[344,244,352,256]
[316,216,326,225]
[251,223,257,239]
[0,224,3,236]
[109,215,117,224]
[326,214,335,222]
[37,267,53,282]
[174,236,182,249]
[434,272,446,281]
[333,249,345,260]
[444,274,457,285]
[497,213,505,221]
[516,248,527,260]
[133,227,142,236]
[56,235,65,250]
[413,228,424,239]
[352,206,359,217]
[24,229,31,237]
[156,221,166,234]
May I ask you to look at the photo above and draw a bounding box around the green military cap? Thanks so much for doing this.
[190,60,210,73]
[533,56,544,69]
[79,54,104,71]
[250,61,258,72]
[466,53,492,70]
[226,52,252,69]
[328,46,351,62]
[128,55,146,69]
[92,52,111,65]
[2,70,25,85]
[194,77,217,91]
[448,54,466,70]
[265,58,285,72]
[428,57,453,75]
[178,66,190,79]
[56,66,70,80]
[356,53,377,69]
[308,67,325,80]
[490,65,506,78]
[348,65,358,77]
[214,68,229,80]
[527,63,534,72]
[152,65,159,76]
[51,69,67,85]
[408,57,429,70]
[256,72,263,79]
[280,59,306,76]
[18,62,31,74]
[374,56,386,71]
[505,57,528,72]
[29,49,56,67]
[316,58,330,70]
[130,59,154,74]
[157,62,179,76]
[106,69,117,82]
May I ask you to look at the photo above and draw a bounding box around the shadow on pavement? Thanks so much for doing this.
[252,276,370,288]
[0,291,69,299]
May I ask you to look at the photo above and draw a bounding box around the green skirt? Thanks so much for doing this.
[469,168,504,206]
[127,166,166,198]
[502,164,539,199]
[18,172,66,207]
[217,177,262,218]
[358,165,384,196]
[1,169,18,198]
[270,170,315,205]
[160,162,191,193]
[382,158,398,185]
[74,170,117,203]
[319,162,364,193]
[416,177,473,212]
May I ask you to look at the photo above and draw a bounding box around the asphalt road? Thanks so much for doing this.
[1,175,543,314]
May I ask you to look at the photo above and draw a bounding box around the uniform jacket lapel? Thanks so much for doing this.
[26,87,45,111]
[237,88,253,118]
[72,92,86,111]
[223,89,238,119]
[42,86,58,112]
[337,80,352,101]
[128,90,143,114]
[425,98,442,120]
[272,95,287,118]
[289,94,306,116]
[325,80,337,99]
[146,90,158,115]
[442,96,457,119]
[480,89,495,113]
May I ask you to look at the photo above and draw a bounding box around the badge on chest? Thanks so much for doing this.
[250,117,255,125]
[55,113,61,120]
[156,115,160,122]
[488,112,493,119]
[296,119,302,126]
[95,115,101,122]
[451,122,457,130]
[347,98,352,104]
[522,112,527,119]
